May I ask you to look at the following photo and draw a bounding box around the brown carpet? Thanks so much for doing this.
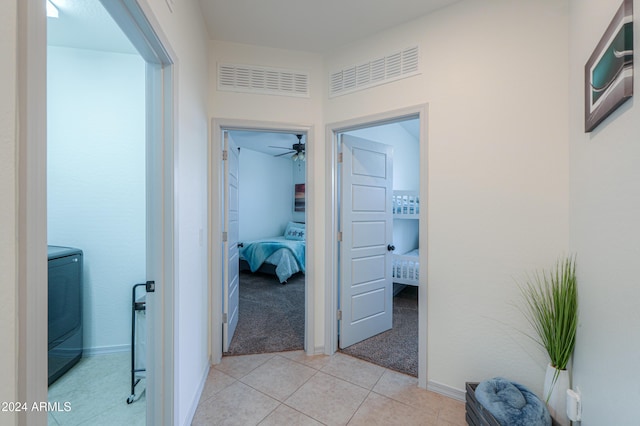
[225,271,305,355]
[340,285,418,377]
[226,273,418,377]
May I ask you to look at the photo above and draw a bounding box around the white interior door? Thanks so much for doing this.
[223,132,240,351]
[339,134,393,349]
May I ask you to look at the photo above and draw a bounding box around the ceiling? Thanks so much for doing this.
[47,0,460,54]
[198,0,460,53]
[229,131,307,158]
[47,0,136,54]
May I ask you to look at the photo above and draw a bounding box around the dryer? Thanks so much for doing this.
[48,245,83,385]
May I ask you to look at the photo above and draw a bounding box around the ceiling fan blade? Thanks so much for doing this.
[269,146,293,150]
[274,151,295,157]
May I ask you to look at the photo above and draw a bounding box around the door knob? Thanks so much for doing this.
[387,244,395,252]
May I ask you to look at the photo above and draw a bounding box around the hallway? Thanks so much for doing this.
[193,351,464,425]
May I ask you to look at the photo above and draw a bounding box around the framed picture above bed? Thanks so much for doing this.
[294,183,305,212]
[584,0,634,133]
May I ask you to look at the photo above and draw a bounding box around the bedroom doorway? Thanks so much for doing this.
[339,122,420,377]
[326,106,428,386]
[211,121,313,362]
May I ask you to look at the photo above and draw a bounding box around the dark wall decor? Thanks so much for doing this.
[294,183,305,212]
[585,0,634,133]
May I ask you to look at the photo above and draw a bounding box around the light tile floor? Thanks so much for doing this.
[48,352,146,426]
[193,351,465,426]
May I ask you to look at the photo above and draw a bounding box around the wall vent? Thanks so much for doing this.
[329,46,420,97]
[218,63,309,98]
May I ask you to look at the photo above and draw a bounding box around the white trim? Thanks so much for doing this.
[427,380,466,402]
[17,1,48,423]
[104,1,178,423]
[325,105,429,388]
[82,345,131,356]
[209,119,315,364]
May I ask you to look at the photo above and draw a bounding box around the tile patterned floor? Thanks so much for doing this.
[193,351,465,426]
[47,352,146,426]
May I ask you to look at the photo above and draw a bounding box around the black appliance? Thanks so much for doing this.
[48,245,83,385]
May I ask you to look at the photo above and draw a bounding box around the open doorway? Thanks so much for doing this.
[46,1,147,423]
[222,130,307,355]
[210,120,315,364]
[225,130,306,355]
[39,0,175,424]
[326,106,428,387]
[338,120,420,377]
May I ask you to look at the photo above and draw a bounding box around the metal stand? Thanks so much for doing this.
[127,283,147,404]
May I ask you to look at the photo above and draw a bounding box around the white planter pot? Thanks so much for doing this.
[543,364,570,426]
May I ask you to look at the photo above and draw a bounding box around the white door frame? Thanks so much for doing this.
[18,1,176,424]
[210,119,315,363]
[325,105,429,388]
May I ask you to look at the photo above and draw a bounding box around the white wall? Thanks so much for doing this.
[0,0,18,421]
[47,46,146,353]
[237,146,294,241]
[569,0,640,424]
[326,0,569,395]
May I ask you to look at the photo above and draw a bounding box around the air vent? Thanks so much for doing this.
[218,63,309,98]
[329,46,420,97]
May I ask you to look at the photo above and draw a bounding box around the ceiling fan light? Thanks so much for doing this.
[299,152,305,161]
[292,153,299,161]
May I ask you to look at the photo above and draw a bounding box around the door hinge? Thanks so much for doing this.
[222,231,228,242]
[337,152,343,163]
[222,313,228,324]
[337,231,342,242]
[222,150,228,161]
[145,280,155,293]
[337,310,342,320]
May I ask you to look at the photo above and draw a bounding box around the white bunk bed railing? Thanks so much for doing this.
[392,190,420,217]
[392,253,419,286]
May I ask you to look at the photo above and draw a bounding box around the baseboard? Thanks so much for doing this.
[82,344,130,356]
[311,345,325,355]
[427,380,466,402]
[183,362,210,426]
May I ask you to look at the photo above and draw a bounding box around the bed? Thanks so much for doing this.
[392,190,420,217]
[239,222,305,283]
[392,190,420,286]
[392,248,419,286]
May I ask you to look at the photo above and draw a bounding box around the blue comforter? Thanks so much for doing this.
[240,237,305,282]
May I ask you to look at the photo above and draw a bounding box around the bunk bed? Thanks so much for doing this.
[391,191,420,286]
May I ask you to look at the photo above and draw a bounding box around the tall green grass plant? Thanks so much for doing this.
[520,256,578,371]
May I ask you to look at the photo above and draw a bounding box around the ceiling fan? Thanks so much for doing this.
[270,134,305,161]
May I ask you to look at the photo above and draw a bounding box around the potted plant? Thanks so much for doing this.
[519,255,577,426]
